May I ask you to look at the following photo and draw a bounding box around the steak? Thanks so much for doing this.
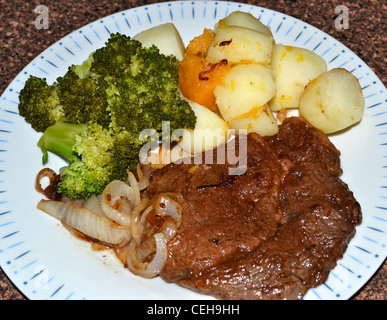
[145,117,362,300]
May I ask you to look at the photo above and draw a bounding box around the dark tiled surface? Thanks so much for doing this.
[0,0,385,300]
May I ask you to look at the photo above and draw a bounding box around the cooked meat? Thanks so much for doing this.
[145,117,362,300]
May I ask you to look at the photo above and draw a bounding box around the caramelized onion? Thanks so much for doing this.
[84,195,106,218]
[126,195,180,278]
[35,168,61,200]
[35,165,181,280]
[155,216,178,244]
[100,180,136,228]
[134,217,177,262]
[130,197,150,244]
[37,199,131,246]
[155,194,183,227]
[136,164,152,191]
[127,171,141,206]
[127,232,168,278]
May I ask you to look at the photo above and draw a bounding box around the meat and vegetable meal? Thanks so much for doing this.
[19,11,365,299]
[151,117,361,300]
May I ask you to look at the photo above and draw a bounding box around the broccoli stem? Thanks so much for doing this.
[37,122,87,164]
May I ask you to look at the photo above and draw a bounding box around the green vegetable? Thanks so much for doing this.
[56,122,117,200]
[38,122,142,200]
[37,122,87,165]
[98,34,196,134]
[37,122,112,199]
[18,76,63,132]
[19,33,196,199]
[55,67,111,128]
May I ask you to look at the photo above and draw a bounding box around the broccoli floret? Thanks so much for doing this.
[109,129,143,179]
[38,122,143,199]
[20,32,197,200]
[72,53,94,79]
[37,122,87,164]
[58,123,144,199]
[18,76,64,132]
[102,36,196,136]
[73,123,142,184]
[37,122,116,199]
[57,160,111,200]
[38,122,117,199]
[37,122,111,198]
[89,33,142,78]
[18,65,110,131]
[56,67,110,127]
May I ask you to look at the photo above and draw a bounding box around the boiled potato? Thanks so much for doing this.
[299,68,365,134]
[228,104,278,136]
[206,26,273,65]
[178,100,230,154]
[133,23,185,61]
[217,11,273,37]
[269,44,327,111]
[214,63,276,122]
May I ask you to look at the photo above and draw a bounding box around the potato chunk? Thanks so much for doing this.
[133,23,185,61]
[217,11,273,37]
[228,104,279,136]
[214,63,276,122]
[178,100,230,154]
[206,26,273,65]
[299,68,365,134]
[268,44,327,111]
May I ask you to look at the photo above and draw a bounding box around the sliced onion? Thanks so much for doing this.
[37,199,132,246]
[100,180,136,228]
[140,204,155,225]
[126,214,177,278]
[35,168,61,200]
[126,171,141,206]
[134,217,177,262]
[136,164,152,191]
[155,194,183,227]
[127,233,168,278]
[84,195,106,218]
[60,196,86,207]
[130,197,150,244]
[157,217,178,242]
[135,236,156,262]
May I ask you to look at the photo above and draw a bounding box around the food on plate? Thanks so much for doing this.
[38,121,144,200]
[217,11,273,37]
[268,44,328,111]
[228,104,278,136]
[37,117,361,299]
[185,28,216,56]
[37,122,87,165]
[19,33,196,199]
[178,100,230,154]
[37,198,132,246]
[20,10,367,300]
[133,23,185,61]
[206,25,273,65]
[176,11,364,138]
[178,29,231,110]
[299,68,365,134]
[214,63,276,121]
[18,76,65,133]
[145,117,361,299]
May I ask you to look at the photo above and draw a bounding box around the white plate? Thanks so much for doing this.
[0,1,386,300]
